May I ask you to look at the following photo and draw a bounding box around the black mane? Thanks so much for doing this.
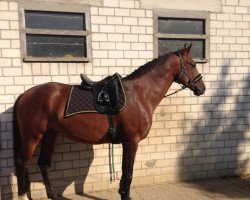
[123,50,183,80]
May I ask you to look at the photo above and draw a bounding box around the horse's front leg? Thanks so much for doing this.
[119,140,139,200]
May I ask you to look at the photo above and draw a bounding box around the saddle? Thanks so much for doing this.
[80,73,121,114]
[79,73,126,144]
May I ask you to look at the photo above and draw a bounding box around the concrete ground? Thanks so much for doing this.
[44,176,250,200]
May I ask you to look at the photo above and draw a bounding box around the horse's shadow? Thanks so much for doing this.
[29,139,95,200]
[0,107,106,200]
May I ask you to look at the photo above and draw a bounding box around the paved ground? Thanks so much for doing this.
[49,176,250,200]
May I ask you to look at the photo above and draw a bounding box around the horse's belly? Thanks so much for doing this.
[56,114,109,144]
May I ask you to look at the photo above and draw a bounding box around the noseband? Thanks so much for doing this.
[164,52,202,97]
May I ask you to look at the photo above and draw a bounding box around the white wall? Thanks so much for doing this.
[1,0,250,199]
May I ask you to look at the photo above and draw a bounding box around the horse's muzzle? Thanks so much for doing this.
[193,85,205,96]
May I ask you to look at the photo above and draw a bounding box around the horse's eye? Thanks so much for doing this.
[190,63,196,68]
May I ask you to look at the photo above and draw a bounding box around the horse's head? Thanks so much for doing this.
[175,44,206,96]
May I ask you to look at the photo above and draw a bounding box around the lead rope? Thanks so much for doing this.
[109,143,113,182]
[164,84,187,97]
[109,143,118,182]
[112,143,118,181]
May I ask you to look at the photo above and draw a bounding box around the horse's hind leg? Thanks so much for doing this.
[38,129,58,199]
[15,140,38,199]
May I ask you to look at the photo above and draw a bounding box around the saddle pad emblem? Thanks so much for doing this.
[65,81,126,117]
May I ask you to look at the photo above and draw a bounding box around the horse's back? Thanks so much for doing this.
[18,82,71,111]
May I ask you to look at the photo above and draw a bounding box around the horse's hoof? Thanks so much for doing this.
[121,197,131,200]
[120,193,132,200]
[18,195,29,200]
[48,193,62,200]
[48,196,60,200]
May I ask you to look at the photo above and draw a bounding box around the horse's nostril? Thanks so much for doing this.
[194,86,205,96]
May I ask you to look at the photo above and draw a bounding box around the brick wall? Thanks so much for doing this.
[1,0,250,199]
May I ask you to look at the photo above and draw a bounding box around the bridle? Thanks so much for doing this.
[164,52,202,97]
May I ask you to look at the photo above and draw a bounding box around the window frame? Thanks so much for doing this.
[19,3,91,62]
[154,9,210,63]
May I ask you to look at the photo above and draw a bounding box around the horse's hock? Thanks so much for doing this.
[1,0,250,199]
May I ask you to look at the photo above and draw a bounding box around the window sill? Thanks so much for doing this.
[23,57,90,63]
[194,58,208,63]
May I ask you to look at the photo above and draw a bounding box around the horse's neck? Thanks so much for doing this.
[141,67,175,108]
[126,56,177,113]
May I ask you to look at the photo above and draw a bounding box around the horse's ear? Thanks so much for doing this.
[182,43,192,54]
[187,43,192,54]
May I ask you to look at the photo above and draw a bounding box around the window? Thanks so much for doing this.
[19,3,91,62]
[154,10,209,62]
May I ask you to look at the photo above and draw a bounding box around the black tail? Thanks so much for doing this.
[13,94,32,197]
[13,95,22,159]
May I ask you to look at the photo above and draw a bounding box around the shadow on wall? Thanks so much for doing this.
[178,64,250,198]
[0,107,102,200]
[29,140,95,200]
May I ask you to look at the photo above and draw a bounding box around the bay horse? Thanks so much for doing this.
[13,45,205,200]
